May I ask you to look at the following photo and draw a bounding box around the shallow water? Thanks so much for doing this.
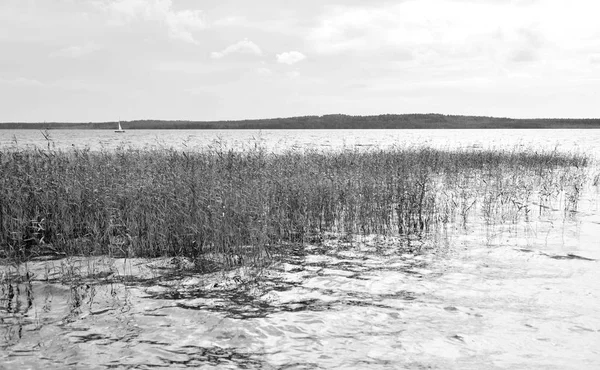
[2,181,599,369]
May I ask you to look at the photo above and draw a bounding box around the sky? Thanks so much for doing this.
[1,0,600,122]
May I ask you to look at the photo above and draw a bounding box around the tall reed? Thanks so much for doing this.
[0,144,590,267]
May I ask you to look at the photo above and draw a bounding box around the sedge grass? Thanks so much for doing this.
[0,144,590,270]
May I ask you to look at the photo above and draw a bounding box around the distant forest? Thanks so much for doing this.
[2,114,600,130]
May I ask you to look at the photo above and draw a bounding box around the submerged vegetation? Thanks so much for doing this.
[0,144,591,270]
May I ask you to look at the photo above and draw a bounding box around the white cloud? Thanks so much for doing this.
[310,2,513,55]
[286,70,301,79]
[276,51,306,65]
[0,77,45,87]
[51,42,100,58]
[308,0,600,66]
[210,39,262,59]
[256,67,272,76]
[212,16,247,27]
[95,0,206,43]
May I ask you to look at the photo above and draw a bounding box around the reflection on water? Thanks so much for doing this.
[3,129,600,156]
[1,181,599,369]
[2,129,600,368]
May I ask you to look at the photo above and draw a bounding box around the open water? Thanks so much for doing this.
[1,129,600,155]
[1,129,600,369]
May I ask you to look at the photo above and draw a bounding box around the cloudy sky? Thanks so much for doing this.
[2,0,600,122]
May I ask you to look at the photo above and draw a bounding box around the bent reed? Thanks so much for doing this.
[0,144,590,269]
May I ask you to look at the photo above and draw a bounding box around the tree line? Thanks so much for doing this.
[2,114,600,129]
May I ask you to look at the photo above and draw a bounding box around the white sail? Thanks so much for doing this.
[115,121,125,133]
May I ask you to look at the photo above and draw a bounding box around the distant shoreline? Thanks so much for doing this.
[2,114,600,129]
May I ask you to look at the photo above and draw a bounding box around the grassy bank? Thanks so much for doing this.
[0,145,590,268]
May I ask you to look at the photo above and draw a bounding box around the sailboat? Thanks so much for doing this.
[114,121,125,133]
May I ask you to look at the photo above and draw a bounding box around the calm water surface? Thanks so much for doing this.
[1,129,599,369]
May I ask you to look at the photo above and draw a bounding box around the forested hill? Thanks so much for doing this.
[2,114,600,129]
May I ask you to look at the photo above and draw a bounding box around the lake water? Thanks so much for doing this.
[1,129,600,369]
[2,129,600,157]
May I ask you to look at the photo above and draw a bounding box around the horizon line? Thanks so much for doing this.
[3,113,600,124]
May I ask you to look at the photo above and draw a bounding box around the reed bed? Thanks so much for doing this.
[0,144,590,268]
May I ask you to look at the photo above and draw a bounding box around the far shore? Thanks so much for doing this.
[2,114,600,130]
